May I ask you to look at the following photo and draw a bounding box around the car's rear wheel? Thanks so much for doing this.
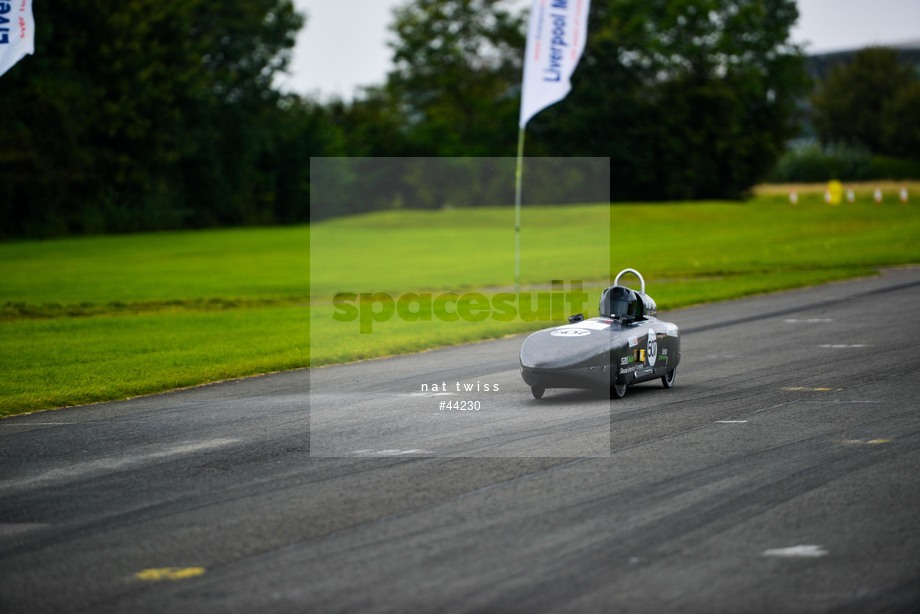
[661,368,677,389]
[611,381,627,399]
[531,386,545,400]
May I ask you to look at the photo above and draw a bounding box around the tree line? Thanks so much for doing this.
[1,0,331,237]
[1,0,916,238]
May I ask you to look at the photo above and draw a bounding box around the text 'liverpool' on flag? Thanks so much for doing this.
[518,0,591,128]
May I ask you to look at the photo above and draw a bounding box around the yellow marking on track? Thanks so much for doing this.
[134,567,206,581]
[840,438,891,446]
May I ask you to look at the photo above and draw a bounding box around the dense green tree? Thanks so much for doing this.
[251,96,346,224]
[881,81,920,159]
[385,0,526,156]
[812,47,920,159]
[0,0,324,238]
[326,86,417,158]
[303,0,529,220]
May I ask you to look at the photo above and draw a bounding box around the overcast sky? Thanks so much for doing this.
[279,0,920,99]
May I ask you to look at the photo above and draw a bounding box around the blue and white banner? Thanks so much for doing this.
[0,0,34,78]
[518,0,590,128]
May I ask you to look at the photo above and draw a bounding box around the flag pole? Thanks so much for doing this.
[514,127,526,293]
[516,0,590,291]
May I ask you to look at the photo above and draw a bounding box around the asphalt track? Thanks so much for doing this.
[2,268,919,613]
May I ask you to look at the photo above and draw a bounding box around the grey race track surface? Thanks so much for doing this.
[1,268,919,613]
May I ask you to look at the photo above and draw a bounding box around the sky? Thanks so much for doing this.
[278,0,920,99]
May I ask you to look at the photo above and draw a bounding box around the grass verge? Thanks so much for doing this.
[1,187,918,417]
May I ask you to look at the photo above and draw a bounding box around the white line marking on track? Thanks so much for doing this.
[716,420,748,424]
[0,438,240,491]
[763,545,828,558]
[351,449,433,456]
[0,523,51,538]
[802,400,880,404]
[819,344,868,348]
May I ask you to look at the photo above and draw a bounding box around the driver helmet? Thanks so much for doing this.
[599,286,639,319]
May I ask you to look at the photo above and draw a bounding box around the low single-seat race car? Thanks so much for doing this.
[520,268,681,399]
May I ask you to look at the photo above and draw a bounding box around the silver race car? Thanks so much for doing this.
[520,269,681,399]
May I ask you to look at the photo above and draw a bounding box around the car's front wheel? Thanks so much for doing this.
[611,381,627,399]
[661,368,677,389]
[531,386,545,400]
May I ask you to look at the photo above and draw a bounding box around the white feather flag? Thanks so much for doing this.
[0,0,35,78]
[519,0,590,128]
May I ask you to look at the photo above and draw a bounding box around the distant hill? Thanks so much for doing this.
[806,40,920,81]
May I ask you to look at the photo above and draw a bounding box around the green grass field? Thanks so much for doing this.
[2,183,918,417]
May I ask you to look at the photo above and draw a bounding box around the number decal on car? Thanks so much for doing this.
[647,328,658,367]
